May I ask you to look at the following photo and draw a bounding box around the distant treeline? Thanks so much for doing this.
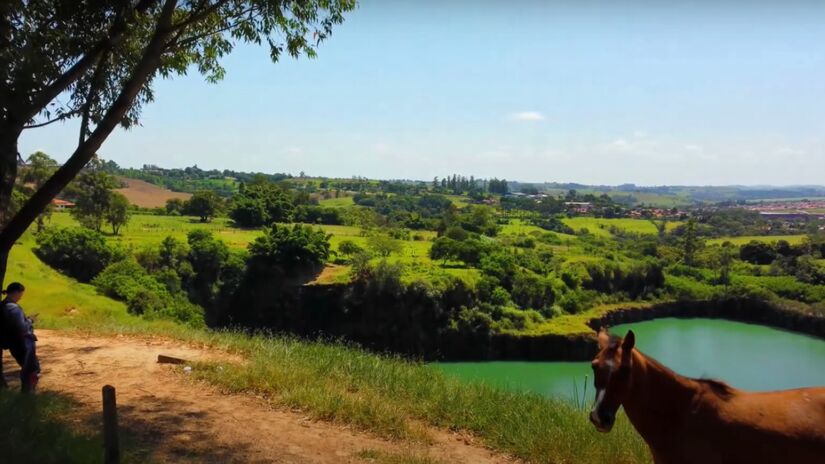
[104,161,293,196]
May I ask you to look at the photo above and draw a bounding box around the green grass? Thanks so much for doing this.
[319,196,355,208]
[562,218,681,237]
[7,231,651,463]
[0,391,104,464]
[49,212,262,249]
[356,449,444,464]
[521,302,654,336]
[189,331,648,463]
[7,232,147,329]
[443,195,472,207]
[707,235,807,246]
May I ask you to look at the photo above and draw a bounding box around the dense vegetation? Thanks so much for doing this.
[9,157,825,463]
[20,158,824,359]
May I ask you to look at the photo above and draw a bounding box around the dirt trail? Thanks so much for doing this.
[2,330,514,464]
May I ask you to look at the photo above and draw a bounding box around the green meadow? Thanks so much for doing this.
[561,217,682,237]
[707,235,808,246]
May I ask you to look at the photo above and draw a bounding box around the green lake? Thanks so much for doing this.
[437,318,825,400]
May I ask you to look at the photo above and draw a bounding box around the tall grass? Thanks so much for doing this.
[182,330,649,463]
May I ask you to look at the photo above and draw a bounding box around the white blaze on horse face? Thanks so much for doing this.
[593,388,607,413]
[592,359,615,414]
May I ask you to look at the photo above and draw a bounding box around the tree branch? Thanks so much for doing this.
[78,48,112,145]
[20,0,160,125]
[170,9,261,51]
[22,110,82,129]
[168,0,231,33]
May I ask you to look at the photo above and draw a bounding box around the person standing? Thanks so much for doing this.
[0,282,40,393]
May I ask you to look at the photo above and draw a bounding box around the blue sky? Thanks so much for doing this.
[19,1,825,185]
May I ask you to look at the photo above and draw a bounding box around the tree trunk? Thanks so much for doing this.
[0,126,21,226]
[0,126,21,289]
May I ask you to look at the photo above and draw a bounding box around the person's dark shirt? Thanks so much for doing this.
[2,300,32,342]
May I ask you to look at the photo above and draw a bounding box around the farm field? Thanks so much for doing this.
[115,177,191,208]
[562,217,682,237]
[707,235,808,246]
[318,196,355,207]
[48,212,262,249]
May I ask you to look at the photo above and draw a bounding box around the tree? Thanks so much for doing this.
[337,239,363,258]
[186,190,222,222]
[681,218,702,267]
[739,240,777,265]
[165,198,186,215]
[0,0,356,287]
[249,224,331,274]
[105,192,131,234]
[229,183,295,227]
[716,242,735,287]
[367,234,403,258]
[20,152,59,231]
[69,164,118,232]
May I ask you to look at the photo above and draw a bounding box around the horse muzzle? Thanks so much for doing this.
[590,409,615,433]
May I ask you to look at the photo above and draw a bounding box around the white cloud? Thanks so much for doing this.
[683,144,702,152]
[509,111,545,121]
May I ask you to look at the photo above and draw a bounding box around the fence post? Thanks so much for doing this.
[102,385,120,464]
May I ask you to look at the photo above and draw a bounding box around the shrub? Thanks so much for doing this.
[34,227,114,282]
[94,259,205,327]
[93,259,167,301]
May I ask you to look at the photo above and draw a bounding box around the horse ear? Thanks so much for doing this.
[598,328,610,350]
[622,330,636,352]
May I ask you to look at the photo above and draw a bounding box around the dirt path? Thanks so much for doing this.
[2,330,514,464]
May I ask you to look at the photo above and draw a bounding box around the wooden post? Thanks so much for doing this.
[102,385,120,464]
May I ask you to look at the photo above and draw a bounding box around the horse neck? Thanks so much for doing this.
[622,350,702,442]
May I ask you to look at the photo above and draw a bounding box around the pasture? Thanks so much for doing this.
[562,217,682,237]
[318,196,355,208]
[707,235,808,246]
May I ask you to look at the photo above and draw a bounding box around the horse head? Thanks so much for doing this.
[589,327,635,433]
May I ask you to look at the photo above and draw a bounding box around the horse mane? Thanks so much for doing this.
[692,378,735,400]
[635,350,736,400]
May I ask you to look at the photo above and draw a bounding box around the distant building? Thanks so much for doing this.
[51,199,75,210]
[758,211,823,221]
[564,201,592,214]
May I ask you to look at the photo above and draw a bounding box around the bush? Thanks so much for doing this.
[94,259,205,327]
[92,259,167,301]
[34,227,114,282]
[127,289,205,327]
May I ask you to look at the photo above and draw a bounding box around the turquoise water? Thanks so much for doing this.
[437,318,825,399]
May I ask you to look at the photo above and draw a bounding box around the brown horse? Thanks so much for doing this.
[589,328,825,463]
